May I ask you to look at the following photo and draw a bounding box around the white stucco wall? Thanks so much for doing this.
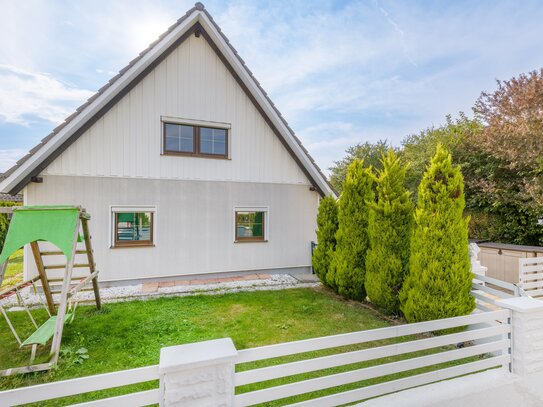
[24,176,319,282]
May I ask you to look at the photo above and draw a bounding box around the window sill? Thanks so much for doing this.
[161,152,230,160]
[234,240,268,243]
[110,244,156,249]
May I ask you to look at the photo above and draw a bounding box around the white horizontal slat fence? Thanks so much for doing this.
[234,309,511,406]
[0,309,513,406]
[0,365,159,407]
[471,272,527,311]
[519,257,543,298]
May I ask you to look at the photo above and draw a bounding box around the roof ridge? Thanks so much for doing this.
[2,2,336,196]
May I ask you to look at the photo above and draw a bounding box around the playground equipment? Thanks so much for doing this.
[0,206,101,376]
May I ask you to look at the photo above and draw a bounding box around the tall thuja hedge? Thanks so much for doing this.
[313,196,338,285]
[329,160,374,300]
[400,145,474,322]
[365,150,413,314]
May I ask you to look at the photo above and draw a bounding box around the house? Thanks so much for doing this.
[0,3,335,284]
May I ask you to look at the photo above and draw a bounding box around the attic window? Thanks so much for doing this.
[163,121,228,158]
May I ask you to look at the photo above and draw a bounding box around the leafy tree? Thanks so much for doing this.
[329,140,392,193]
[312,196,338,285]
[400,145,474,323]
[401,114,482,201]
[365,150,413,314]
[330,160,374,300]
[474,69,543,205]
[471,69,543,244]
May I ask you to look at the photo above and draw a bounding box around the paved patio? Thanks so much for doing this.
[361,369,543,407]
[141,273,273,293]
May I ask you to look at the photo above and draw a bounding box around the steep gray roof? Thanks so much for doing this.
[0,193,23,203]
[1,2,336,197]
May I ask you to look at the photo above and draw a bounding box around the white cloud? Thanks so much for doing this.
[0,149,27,173]
[0,65,94,125]
[1,0,543,174]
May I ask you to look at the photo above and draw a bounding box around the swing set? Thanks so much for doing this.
[0,206,101,376]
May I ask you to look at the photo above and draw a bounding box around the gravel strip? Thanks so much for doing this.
[2,274,320,310]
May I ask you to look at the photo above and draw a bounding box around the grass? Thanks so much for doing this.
[1,248,23,289]
[0,287,483,406]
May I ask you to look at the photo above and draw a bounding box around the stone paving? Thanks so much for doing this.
[140,273,273,293]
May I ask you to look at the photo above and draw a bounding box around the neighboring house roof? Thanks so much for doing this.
[0,2,336,197]
[0,193,23,203]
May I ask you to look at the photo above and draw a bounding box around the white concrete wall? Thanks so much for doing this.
[42,34,310,187]
[25,175,318,282]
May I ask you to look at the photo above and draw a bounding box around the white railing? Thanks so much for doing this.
[0,365,159,407]
[233,309,511,406]
[518,257,543,298]
[0,310,510,407]
[471,272,528,312]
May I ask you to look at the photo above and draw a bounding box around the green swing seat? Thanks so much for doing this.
[20,313,72,348]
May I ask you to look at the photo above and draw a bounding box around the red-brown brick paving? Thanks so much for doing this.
[142,282,159,293]
[145,274,272,293]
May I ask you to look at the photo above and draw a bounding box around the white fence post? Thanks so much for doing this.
[158,338,238,407]
[496,297,543,376]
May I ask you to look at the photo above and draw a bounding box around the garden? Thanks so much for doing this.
[0,143,478,406]
[0,67,539,406]
[0,287,488,406]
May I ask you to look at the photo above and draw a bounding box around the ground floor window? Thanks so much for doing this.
[235,207,268,242]
[111,206,156,247]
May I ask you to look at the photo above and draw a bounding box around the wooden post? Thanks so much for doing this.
[80,215,101,310]
[30,242,56,315]
[49,217,80,364]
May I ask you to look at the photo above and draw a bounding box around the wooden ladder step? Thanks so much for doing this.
[40,250,87,256]
[44,264,90,270]
[50,287,94,294]
[47,277,86,283]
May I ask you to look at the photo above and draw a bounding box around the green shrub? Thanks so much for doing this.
[365,150,413,314]
[330,160,374,300]
[313,196,338,286]
[0,201,16,252]
[400,145,474,323]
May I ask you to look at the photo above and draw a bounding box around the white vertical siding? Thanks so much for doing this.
[25,176,318,282]
[43,34,310,186]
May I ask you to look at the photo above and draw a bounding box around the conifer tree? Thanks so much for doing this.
[400,145,474,322]
[365,150,413,314]
[331,159,374,300]
[313,195,339,285]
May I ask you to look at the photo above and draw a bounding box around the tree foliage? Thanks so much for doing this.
[365,150,413,314]
[0,201,16,252]
[329,140,392,193]
[312,195,338,285]
[400,146,474,323]
[468,69,543,245]
[401,114,482,201]
[329,160,374,300]
[474,69,543,207]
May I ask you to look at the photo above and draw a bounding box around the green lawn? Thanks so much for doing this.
[0,287,481,406]
[1,248,23,289]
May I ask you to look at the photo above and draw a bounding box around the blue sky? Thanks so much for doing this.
[1,0,543,174]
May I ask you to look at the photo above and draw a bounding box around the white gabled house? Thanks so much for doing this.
[0,2,335,284]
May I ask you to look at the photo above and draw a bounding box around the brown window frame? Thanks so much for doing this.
[235,211,266,242]
[162,122,228,159]
[113,212,154,248]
